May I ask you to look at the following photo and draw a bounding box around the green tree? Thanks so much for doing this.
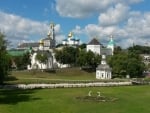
[127,58,145,78]
[128,45,150,54]
[108,52,128,78]
[114,46,122,54]
[78,43,86,50]
[36,52,48,69]
[12,52,31,70]
[55,49,63,64]
[0,32,10,84]
[55,47,79,66]
[108,51,145,78]
[77,50,87,67]
[77,50,101,68]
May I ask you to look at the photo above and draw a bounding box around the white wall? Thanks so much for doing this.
[96,70,111,79]
[28,52,53,70]
[87,45,101,55]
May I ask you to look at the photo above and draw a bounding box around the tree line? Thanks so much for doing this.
[55,45,148,78]
[55,46,101,69]
[0,31,150,84]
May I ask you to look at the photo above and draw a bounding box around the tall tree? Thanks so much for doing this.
[108,51,145,78]
[128,45,150,54]
[77,50,101,68]
[55,47,79,66]
[77,50,87,67]
[0,32,10,84]
[12,52,31,70]
[127,58,145,78]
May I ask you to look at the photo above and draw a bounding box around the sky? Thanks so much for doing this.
[0,0,150,48]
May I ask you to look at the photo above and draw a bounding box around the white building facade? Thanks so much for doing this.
[86,38,115,56]
[96,55,112,79]
[27,23,56,70]
[86,38,102,55]
[62,32,80,46]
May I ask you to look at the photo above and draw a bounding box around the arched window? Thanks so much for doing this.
[101,73,104,79]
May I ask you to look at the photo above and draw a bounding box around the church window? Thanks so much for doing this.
[101,73,104,78]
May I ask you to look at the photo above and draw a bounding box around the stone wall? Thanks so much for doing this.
[0,82,132,89]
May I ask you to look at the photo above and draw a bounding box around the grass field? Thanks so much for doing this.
[0,85,150,113]
[6,68,130,84]
[5,68,96,84]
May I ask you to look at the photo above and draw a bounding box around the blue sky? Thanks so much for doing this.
[0,0,150,48]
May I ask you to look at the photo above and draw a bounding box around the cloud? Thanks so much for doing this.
[54,24,65,43]
[55,0,143,18]
[99,3,129,26]
[71,10,150,48]
[56,0,114,18]
[0,11,64,47]
[123,12,150,46]
[0,11,48,40]
[72,25,84,35]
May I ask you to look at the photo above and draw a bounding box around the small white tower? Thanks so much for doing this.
[96,55,112,79]
[47,22,56,48]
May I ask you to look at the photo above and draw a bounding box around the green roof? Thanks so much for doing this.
[108,39,115,46]
[8,50,28,56]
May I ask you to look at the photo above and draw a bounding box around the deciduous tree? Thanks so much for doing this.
[0,32,10,84]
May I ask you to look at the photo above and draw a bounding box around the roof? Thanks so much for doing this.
[108,38,115,46]
[96,64,112,71]
[88,38,101,45]
[8,50,27,56]
[18,42,39,48]
[63,39,68,41]
[63,38,80,41]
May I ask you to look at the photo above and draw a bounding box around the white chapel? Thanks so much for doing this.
[96,55,112,79]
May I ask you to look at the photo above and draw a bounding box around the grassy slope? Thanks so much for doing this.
[0,86,150,113]
[6,68,96,84]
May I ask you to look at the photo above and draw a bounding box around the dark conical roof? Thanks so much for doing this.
[88,38,101,45]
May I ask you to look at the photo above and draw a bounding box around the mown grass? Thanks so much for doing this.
[0,85,150,113]
[5,68,129,84]
[5,68,95,84]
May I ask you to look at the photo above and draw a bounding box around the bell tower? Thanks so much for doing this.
[47,22,56,48]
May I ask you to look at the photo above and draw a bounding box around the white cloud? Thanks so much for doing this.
[54,24,65,43]
[55,0,143,18]
[71,10,150,48]
[72,25,84,35]
[0,11,48,40]
[99,3,129,26]
[120,0,143,4]
[124,12,150,45]
[0,11,64,46]
[56,0,115,18]
[56,0,147,48]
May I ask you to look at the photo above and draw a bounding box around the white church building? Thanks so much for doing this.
[26,23,57,70]
[96,55,112,79]
[86,36,115,56]
[62,32,80,46]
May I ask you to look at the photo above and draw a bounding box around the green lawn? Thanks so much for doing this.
[0,86,150,113]
[6,68,129,84]
[6,68,96,84]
